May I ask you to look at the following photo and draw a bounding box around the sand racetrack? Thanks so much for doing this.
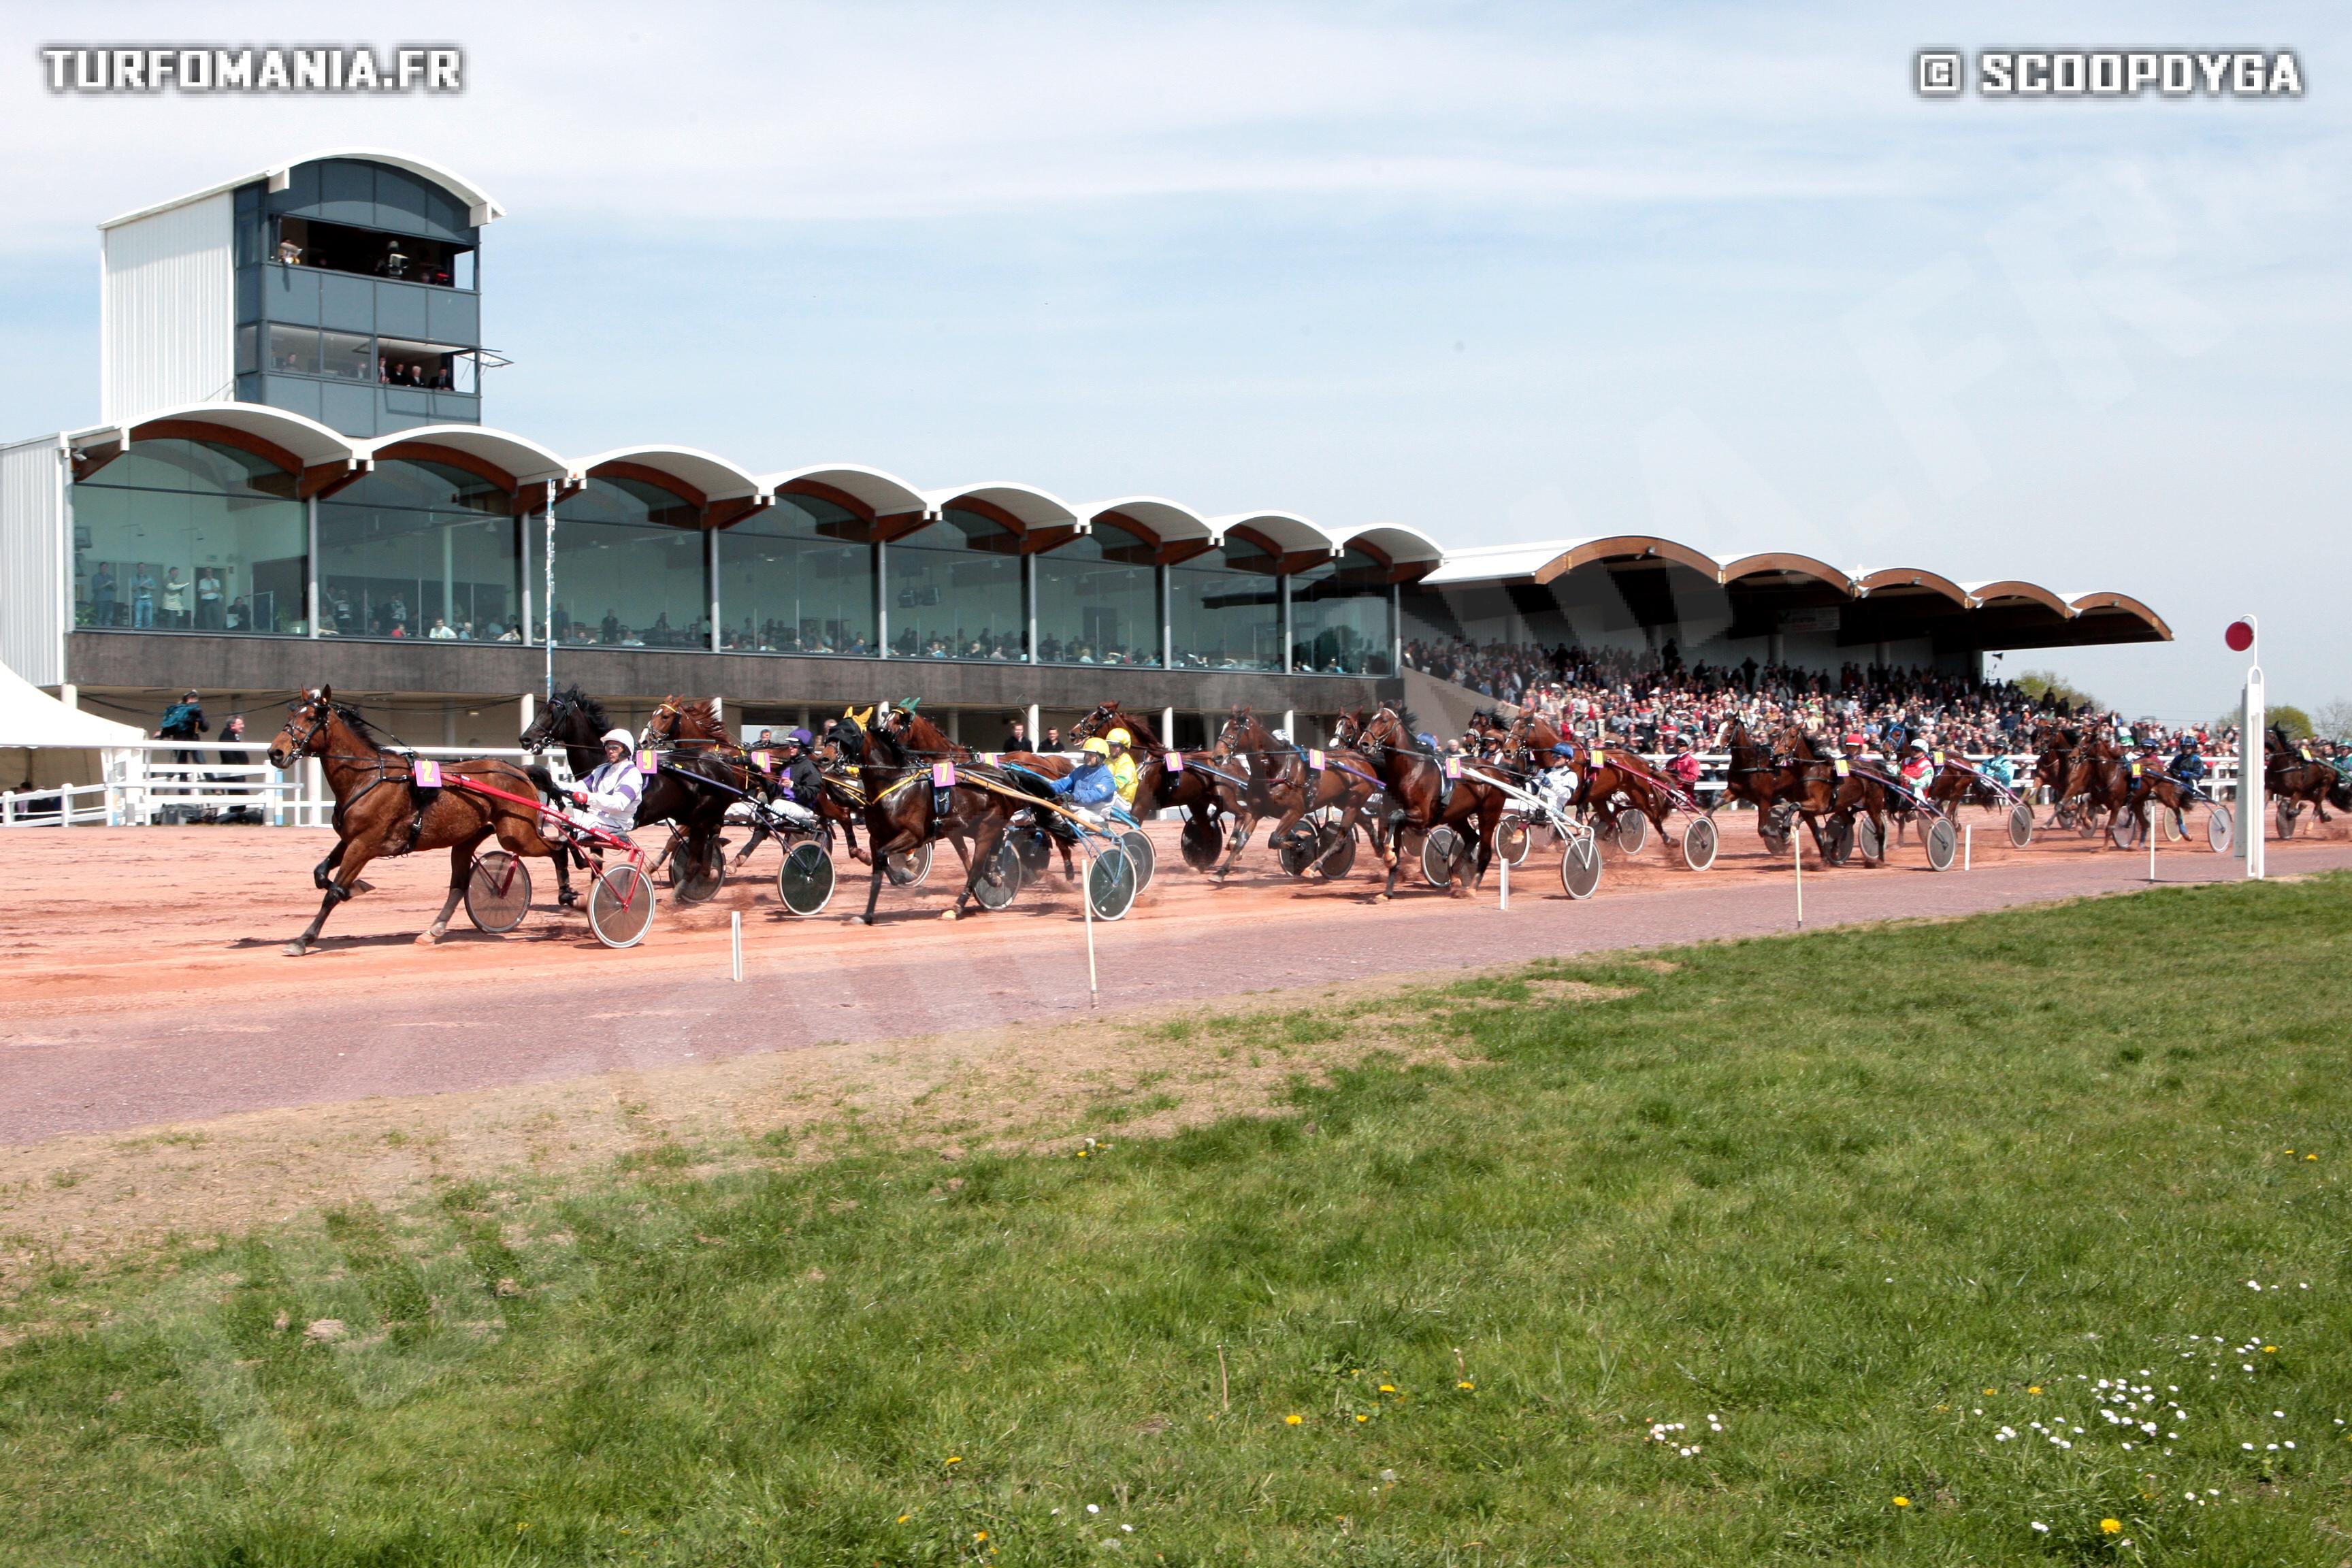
[4,803,2343,1148]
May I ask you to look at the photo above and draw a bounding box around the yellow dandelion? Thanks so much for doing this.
[2027,1386,2042,1395]
[2264,1345,2278,1353]
[2100,1518,2122,1534]
[1077,1149,1088,1158]
[2308,1154,2319,1160]
[1458,1380,1476,1390]
[1893,1496,1910,1508]
[975,1531,988,1541]
[1356,1414,1369,1423]
[946,1456,962,1465]
[1379,1384,1396,1394]
[896,1514,910,1524]
[1286,1414,1303,1425]
[1983,1387,1997,1395]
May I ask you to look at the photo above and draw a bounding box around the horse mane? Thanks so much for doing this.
[552,684,613,735]
[330,701,392,749]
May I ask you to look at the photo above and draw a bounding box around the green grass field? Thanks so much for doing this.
[5,877,2351,1565]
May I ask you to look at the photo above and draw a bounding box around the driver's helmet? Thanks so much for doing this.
[601,727,635,751]
[1105,728,1132,749]
[1081,737,1111,758]
[1550,742,1575,759]
[787,727,813,747]
[1271,728,1290,743]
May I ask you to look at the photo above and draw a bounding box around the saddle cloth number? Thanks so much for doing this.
[412,759,442,789]
[932,762,957,788]
[1307,748,1326,771]
[637,749,659,775]
[751,749,772,772]
[1167,751,1184,771]
[1443,758,1462,781]
[1833,758,1850,778]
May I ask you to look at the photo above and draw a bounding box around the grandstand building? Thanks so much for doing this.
[0,150,2167,751]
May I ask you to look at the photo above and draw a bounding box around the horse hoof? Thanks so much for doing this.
[415,928,443,945]
[282,941,308,957]
[940,908,961,921]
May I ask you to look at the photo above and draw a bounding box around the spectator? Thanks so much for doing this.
[132,565,157,627]
[428,617,457,639]
[158,689,207,766]
[90,564,117,627]
[195,567,224,629]
[160,568,191,628]
[1006,718,1029,750]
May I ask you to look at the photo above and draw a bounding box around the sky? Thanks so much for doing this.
[2,1,2344,722]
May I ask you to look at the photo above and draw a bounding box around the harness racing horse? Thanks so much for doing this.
[1714,716,1821,851]
[831,708,1066,924]
[1351,705,1507,900]
[642,698,868,870]
[1782,729,1897,866]
[1068,701,1245,872]
[521,686,740,894]
[269,688,570,956]
[2056,734,2134,844]
[1211,706,1384,880]
[2266,726,2351,835]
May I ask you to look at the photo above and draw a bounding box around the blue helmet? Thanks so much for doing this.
[1550,742,1575,757]
[788,727,813,746]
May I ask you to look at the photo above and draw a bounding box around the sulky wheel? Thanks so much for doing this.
[465,849,532,933]
[1496,815,1532,866]
[1119,828,1156,893]
[1823,815,1855,866]
[2110,809,2140,851]
[1420,825,1463,889]
[1925,816,1957,872]
[1854,814,1884,864]
[2205,805,2234,855]
[2276,801,2302,840]
[1085,845,1139,921]
[1179,816,1224,872]
[1316,821,1357,880]
[1612,810,1649,855]
[970,838,1021,911]
[884,840,934,888]
[587,862,657,949]
[1680,815,1718,872]
[1559,834,1603,900]
[776,840,836,916]
[2007,801,2034,849]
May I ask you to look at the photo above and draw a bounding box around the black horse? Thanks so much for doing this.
[521,686,742,900]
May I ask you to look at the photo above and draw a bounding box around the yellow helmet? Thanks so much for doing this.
[1105,728,1133,747]
[1081,737,1111,757]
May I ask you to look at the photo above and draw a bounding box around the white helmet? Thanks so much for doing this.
[602,728,635,749]
[1271,727,1291,743]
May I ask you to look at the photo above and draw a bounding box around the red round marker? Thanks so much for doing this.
[2224,619,2255,653]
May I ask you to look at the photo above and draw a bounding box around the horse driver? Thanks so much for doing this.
[1103,727,1141,808]
[1533,741,1579,816]
[567,728,644,847]
[772,728,824,832]
[1045,736,1121,831]
[2168,734,2207,798]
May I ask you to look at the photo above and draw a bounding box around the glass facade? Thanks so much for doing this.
[1170,538,1282,671]
[718,493,877,656]
[73,439,306,635]
[316,460,523,641]
[1034,521,1160,666]
[549,476,710,649]
[889,508,1025,660]
[1288,549,1395,674]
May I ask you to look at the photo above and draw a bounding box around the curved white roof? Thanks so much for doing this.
[1340,522,1446,566]
[1209,510,1335,556]
[101,148,505,230]
[1078,497,1215,546]
[359,425,570,488]
[762,464,930,520]
[576,446,762,505]
[924,483,1079,531]
[76,400,361,470]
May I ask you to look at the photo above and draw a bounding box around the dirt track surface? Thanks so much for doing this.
[3,810,2346,1149]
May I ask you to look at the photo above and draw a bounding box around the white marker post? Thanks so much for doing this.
[1793,825,1803,930]
[2229,617,2264,881]
[730,910,743,981]
[1499,845,1509,911]
[1963,823,1972,871]
[1083,863,1098,1008]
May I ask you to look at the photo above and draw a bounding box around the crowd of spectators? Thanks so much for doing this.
[1403,637,2230,757]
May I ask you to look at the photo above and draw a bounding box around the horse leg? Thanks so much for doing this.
[1216,808,1258,879]
[730,821,770,869]
[421,832,490,943]
[311,840,348,891]
[287,840,379,956]
[861,851,887,926]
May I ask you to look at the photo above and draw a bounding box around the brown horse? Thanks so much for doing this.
[2267,726,2351,831]
[2059,735,2134,843]
[1712,716,1825,851]
[1351,705,1506,900]
[1780,728,1896,866]
[1211,706,1384,880]
[268,688,571,956]
[642,698,869,869]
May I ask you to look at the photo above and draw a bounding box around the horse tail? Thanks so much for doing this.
[525,764,563,803]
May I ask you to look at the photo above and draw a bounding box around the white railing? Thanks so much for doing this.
[0,740,534,829]
[1648,751,2240,809]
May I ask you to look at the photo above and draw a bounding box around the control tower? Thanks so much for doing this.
[99,149,502,437]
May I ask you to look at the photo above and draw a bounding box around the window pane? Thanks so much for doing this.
[1034,523,1158,665]
[718,495,877,655]
[316,460,521,641]
[319,329,373,380]
[73,438,306,635]
[266,323,321,376]
[887,509,1024,659]
[550,478,708,649]
[1289,551,1394,674]
[1169,542,1280,670]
